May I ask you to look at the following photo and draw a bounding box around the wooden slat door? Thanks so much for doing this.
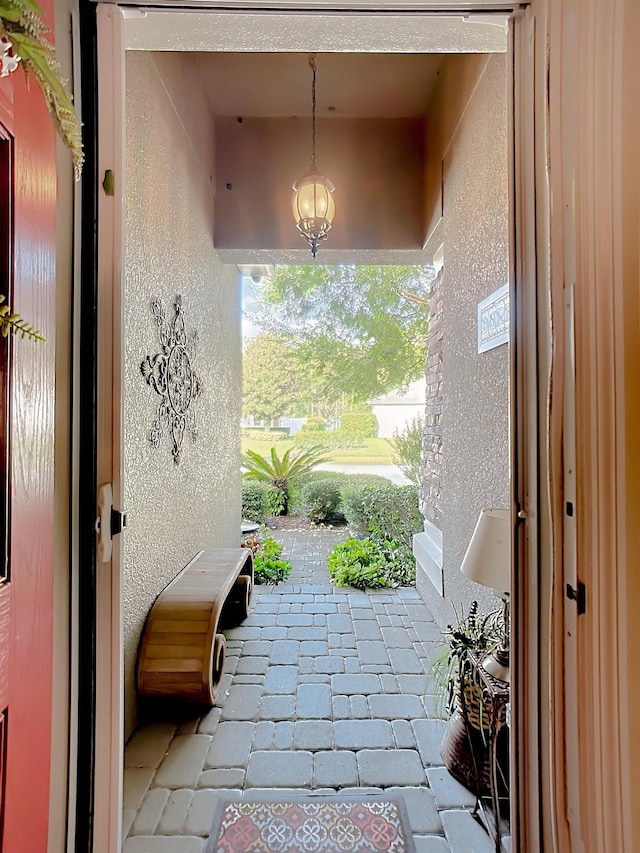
[0,0,57,848]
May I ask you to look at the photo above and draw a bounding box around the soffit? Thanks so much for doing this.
[107,1,520,9]
[188,53,443,118]
[123,11,508,53]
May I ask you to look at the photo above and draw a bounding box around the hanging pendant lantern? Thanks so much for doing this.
[292,55,336,258]
[292,171,336,258]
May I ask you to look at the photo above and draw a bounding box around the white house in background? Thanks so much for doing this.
[370,378,426,438]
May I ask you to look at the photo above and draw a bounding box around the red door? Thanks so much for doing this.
[0,0,56,848]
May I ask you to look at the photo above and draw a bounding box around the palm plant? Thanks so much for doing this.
[242,445,329,515]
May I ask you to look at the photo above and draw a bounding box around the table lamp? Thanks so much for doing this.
[460,508,511,682]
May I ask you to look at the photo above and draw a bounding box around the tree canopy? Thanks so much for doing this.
[242,332,301,425]
[250,265,432,407]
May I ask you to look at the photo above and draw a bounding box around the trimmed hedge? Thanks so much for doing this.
[242,429,289,441]
[298,479,342,523]
[339,409,378,438]
[245,470,394,522]
[290,471,390,509]
[242,480,268,522]
[341,483,422,548]
[339,473,393,490]
[299,416,326,432]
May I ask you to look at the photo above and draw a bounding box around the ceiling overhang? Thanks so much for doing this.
[123,9,509,52]
[115,1,510,261]
[101,1,520,8]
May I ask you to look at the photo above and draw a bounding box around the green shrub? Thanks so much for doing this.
[327,534,416,589]
[242,480,268,522]
[293,430,325,449]
[299,479,342,523]
[290,472,397,516]
[250,535,292,585]
[328,537,389,589]
[300,416,326,432]
[295,470,349,488]
[342,483,422,548]
[341,484,380,532]
[339,473,391,490]
[295,471,389,489]
[389,415,424,485]
[339,406,378,439]
[369,532,416,587]
[266,485,288,517]
[332,429,368,447]
[242,429,288,441]
[290,471,347,510]
[290,472,389,512]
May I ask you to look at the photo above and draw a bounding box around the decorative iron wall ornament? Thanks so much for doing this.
[141,295,202,465]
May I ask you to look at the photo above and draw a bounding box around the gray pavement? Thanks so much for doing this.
[123,528,508,852]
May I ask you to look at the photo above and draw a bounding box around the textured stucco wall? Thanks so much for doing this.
[123,52,242,737]
[417,54,509,626]
[422,53,488,243]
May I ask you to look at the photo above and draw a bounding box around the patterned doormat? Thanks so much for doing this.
[206,795,417,853]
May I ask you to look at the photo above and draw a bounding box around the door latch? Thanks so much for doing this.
[95,483,127,563]
[566,580,586,615]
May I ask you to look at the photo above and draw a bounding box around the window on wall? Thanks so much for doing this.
[433,242,444,276]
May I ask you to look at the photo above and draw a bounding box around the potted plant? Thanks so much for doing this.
[430,601,508,797]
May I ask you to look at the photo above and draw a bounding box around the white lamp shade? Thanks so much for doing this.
[459,508,511,594]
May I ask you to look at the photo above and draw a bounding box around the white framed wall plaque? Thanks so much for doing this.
[477,283,509,353]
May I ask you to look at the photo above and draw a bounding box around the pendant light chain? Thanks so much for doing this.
[310,53,317,170]
[292,52,336,257]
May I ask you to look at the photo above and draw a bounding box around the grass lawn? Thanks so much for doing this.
[241,435,396,465]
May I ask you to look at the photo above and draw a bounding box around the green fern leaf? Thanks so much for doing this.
[0,295,45,342]
[1,1,83,179]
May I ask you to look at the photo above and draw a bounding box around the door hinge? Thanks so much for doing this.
[566,581,586,615]
[95,483,127,563]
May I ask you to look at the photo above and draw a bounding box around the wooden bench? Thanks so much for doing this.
[137,548,254,706]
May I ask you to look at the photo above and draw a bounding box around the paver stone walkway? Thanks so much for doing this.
[123,528,509,852]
